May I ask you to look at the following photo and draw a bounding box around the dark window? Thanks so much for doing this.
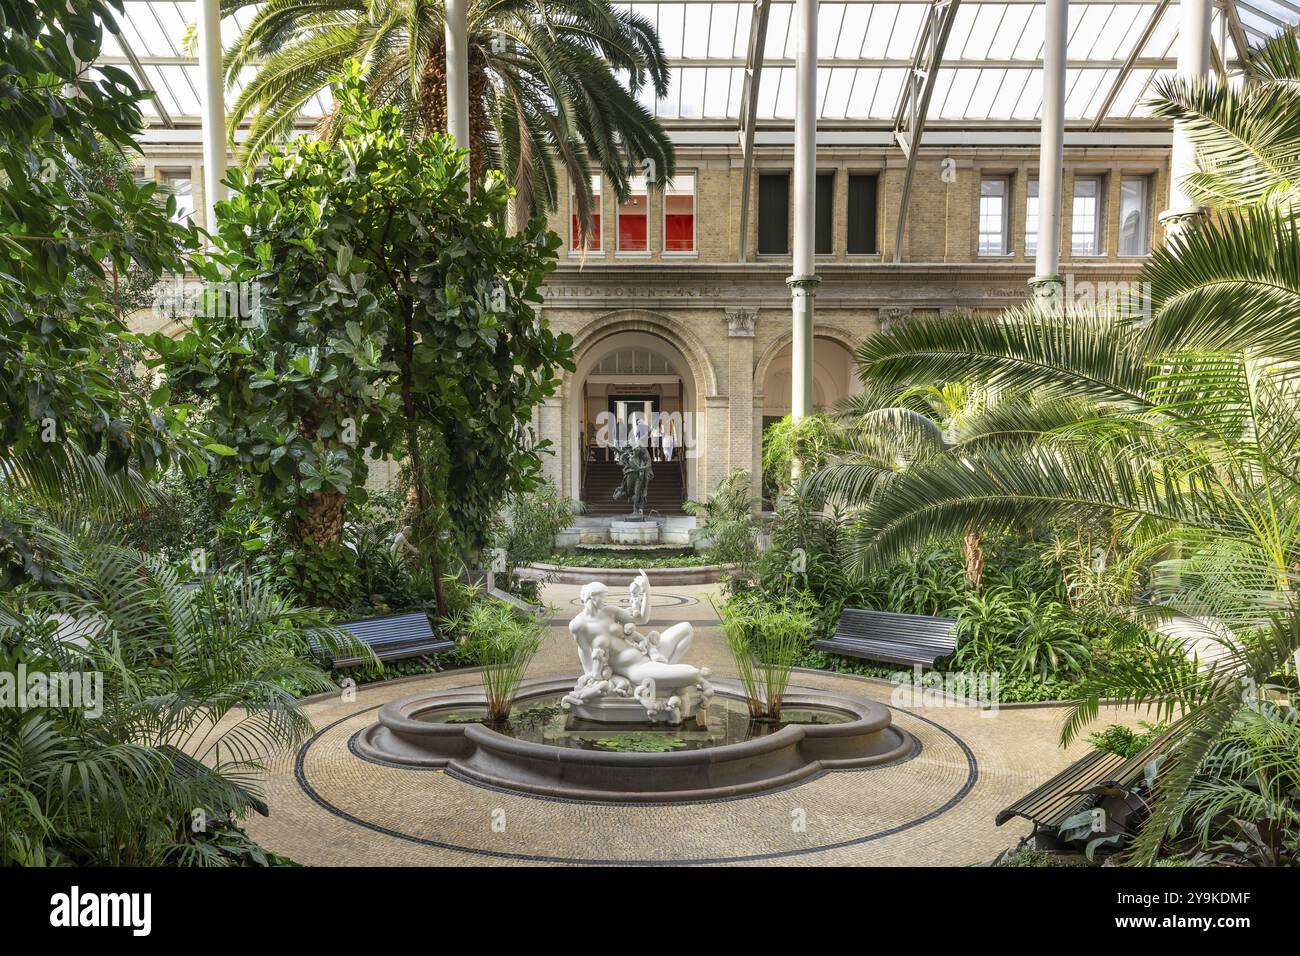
[815,172,834,255]
[847,174,879,254]
[757,173,790,254]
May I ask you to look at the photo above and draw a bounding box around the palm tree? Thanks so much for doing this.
[802,34,1300,862]
[1139,30,1300,360]
[807,380,1096,590]
[822,299,1300,861]
[222,0,675,239]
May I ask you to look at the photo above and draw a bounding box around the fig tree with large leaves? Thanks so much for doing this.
[156,65,574,616]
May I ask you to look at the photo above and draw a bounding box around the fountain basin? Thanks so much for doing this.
[354,676,914,802]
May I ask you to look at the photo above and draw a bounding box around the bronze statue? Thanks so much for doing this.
[612,441,654,518]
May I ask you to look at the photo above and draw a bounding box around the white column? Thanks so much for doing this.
[197,0,227,236]
[1031,0,1067,306]
[1161,0,1211,236]
[788,0,818,420]
[445,0,471,150]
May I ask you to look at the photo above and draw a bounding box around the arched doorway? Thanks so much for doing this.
[568,328,702,515]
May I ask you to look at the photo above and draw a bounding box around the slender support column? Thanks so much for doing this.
[197,0,227,237]
[789,0,818,421]
[445,0,471,151]
[1030,0,1067,307]
[1160,0,1212,237]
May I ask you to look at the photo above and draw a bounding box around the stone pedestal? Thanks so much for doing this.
[567,685,707,726]
[609,519,659,545]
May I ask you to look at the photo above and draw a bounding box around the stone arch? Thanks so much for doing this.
[561,310,720,505]
[752,323,862,400]
[564,309,720,397]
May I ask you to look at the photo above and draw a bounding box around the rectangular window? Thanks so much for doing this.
[978,177,1009,256]
[847,174,879,254]
[1025,179,1039,257]
[663,172,696,253]
[815,172,834,255]
[757,173,790,255]
[617,174,649,252]
[1072,176,1104,256]
[570,174,601,252]
[162,171,194,224]
[1118,176,1150,256]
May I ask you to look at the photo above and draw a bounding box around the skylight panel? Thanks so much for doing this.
[773,67,797,118]
[145,64,183,116]
[867,68,905,118]
[1012,69,1044,120]
[987,68,1029,118]
[946,5,980,59]
[146,2,187,57]
[682,4,711,58]
[1147,3,1181,57]
[756,64,781,117]
[764,3,792,59]
[1064,67,1106,118]
[931,68,963,119]
[1011,4,1045,58]
[702,67,735,116]
[1108,66,1154,117]
[886,4,925,59]
[1081,67,1119,117]
[963,68,1001,118]
[730,3,753,56]
[707,3,739,57]
[1067,4,1113,58]
[860,3,898,57]
[835,4,870,57]
[962,5,1011,60]
[100,25,124,57]
[818,3,846,54]
[115,5,154,59]
[1130,68,1174,116]
[658,2,685,58]
[1090,5,1144,60]
[821,66,854,118]
[677,68,705,117]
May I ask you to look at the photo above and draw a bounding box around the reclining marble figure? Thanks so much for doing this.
[563,572,713,724]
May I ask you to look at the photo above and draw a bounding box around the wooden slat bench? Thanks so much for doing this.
[315,610,453,667]
[813,609,958,667]
[996,728,1175,843]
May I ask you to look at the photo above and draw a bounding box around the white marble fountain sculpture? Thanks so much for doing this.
[562,572,713,724]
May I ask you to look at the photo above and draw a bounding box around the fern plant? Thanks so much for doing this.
[0,519,369,865]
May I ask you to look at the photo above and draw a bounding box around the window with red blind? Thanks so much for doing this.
[569,174,601,252]
[617,175,648,252]
[663,172,695,253]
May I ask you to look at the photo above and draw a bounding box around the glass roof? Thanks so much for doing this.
[98,0,1300,130]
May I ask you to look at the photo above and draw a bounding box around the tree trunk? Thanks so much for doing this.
[297,489,346,547]
[964,532,984,590]
[396,299,448,618]
[292,409,347,546]
[419,37,491,185]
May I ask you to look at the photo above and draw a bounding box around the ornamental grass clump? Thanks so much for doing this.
[714,595,811,721]
[457,601,544,722]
